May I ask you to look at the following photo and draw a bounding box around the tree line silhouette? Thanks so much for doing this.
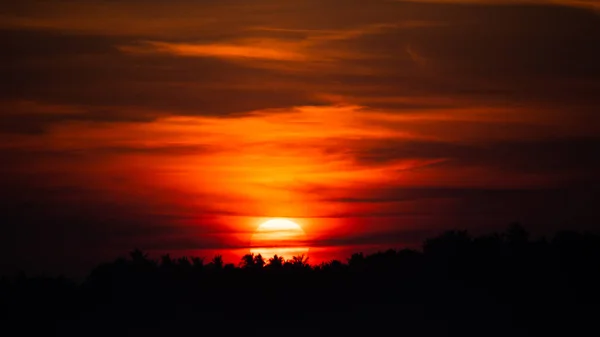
[2,223,599,337]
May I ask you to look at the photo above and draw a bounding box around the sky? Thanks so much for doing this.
[1,0,600,275]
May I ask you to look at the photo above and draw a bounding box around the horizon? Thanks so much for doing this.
[0,223,584,278]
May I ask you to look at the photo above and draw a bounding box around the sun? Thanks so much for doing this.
[250,219,309,260]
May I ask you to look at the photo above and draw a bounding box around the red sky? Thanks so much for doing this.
[1,0,600,275]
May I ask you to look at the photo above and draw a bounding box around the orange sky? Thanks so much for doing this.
[1,0,600,274]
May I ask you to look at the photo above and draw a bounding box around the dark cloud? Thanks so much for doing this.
[1,26,326,128]
[2,1,600,125]
[331,2,600,110]
[344,137,600,178]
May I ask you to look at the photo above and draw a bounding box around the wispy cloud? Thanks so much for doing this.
[119,40,308,61]
[118,23,402,65]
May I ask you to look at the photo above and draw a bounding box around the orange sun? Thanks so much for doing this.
[250,219,309,260]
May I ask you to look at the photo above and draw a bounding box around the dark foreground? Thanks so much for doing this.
[2,225,599,336]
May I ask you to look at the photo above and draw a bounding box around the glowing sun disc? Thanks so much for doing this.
[250,219,309,260]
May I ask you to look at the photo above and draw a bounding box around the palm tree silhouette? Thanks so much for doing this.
[191,257,204,270]
[289,254,310,270]
[240,254,256,269]
[348,252,365,270]
[267,255,284,269]
[209,255,224,270]
[253,254,265,269]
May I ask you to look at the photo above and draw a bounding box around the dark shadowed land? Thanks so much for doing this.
[2,224,599,337]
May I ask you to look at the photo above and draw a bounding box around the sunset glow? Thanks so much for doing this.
[3,2,600,335]
[1,0,600,275]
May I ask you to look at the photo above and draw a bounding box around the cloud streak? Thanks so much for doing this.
[120,40,308,61]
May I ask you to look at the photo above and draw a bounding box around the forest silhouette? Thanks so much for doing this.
[2,223,599,337]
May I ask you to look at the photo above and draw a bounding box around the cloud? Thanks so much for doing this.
[3,1,600,122]
[341,137,600,175]
[120,40,308,61]
[117,22,402,67]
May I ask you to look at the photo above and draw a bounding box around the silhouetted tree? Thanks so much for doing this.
[239,253,266,270]
[240,253,255,269]
[347,252,365,270]
[423,230,472,257]
[208,255,224,270]
[5,223,600,337]
[288,254,310,271]
[253,254,265,269]
[505,222,530,246]
[267,255,284,269]
[130,249,150,265]
[319,259,345,272]
[161,254,174,268]
[191,257,204,270]
[177,256,192,271]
